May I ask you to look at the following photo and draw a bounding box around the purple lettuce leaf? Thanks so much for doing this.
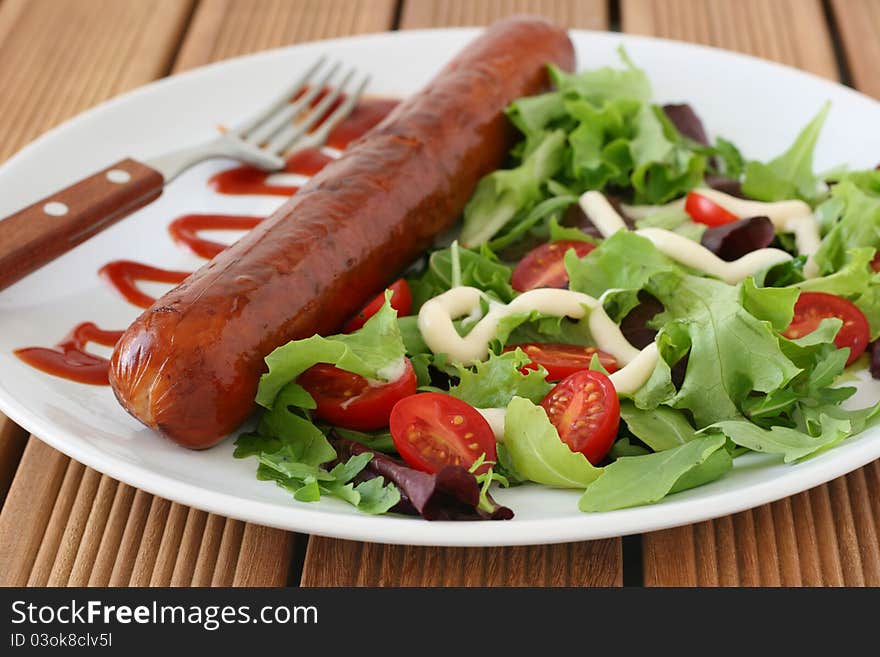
[705,175,745,198]
[700,216,775,262]
[662,103,709,146]
[332,436,513,521]
[870,341,880,380]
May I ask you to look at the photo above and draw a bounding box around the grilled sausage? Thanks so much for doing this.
[109,16,575,448]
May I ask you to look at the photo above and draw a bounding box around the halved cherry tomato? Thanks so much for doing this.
[782,291,870,366]
[871,251,880,273]
[511,240,596,292]
[343,278,412,332]
[389,392,496,475]
[541,370,620,465]
[504,342,618,380]
[297,358,417,431]
[685,191,739,227]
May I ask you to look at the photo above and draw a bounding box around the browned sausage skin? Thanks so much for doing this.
[109,16,575,448]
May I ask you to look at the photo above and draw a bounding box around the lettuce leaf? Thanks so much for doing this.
[566,231,680,321]
[548,47,651,104]
[619,401,700,452]
[813,170,880,275]
[449,349,552,408]
[741,102,829,203]
[646,272,801,426]
[704,413,852,463]
[408,244,515,311]
[578,435,729,511]
[256,296,407,408]
[237,430,401,515]
[460,129,567,247]
[503,397,602,488]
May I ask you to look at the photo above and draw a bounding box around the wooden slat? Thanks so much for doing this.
[831,0,880,99]
[0,0,194,163]
[0,438,70,585]
[622,0,838,79]
[399,0,607,30]
[173,0,398,72]
[301,0,618,588]
[0,414,28,506]
[300,538,622,587]
[626,0,880,587]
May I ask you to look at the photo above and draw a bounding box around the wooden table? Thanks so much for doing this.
[1,0,879,588]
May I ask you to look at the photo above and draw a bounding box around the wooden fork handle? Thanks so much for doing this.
[0,158,164,292]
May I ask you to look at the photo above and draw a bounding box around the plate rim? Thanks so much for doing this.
[2,27,880,547]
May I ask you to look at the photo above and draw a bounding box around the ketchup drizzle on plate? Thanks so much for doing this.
[15,93,397,384]
[14,323,124,386]
[98,260,191,309]
[168,214,263,259]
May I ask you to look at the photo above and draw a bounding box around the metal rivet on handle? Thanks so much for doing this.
[43,202,68,216]
[106,169,131,184]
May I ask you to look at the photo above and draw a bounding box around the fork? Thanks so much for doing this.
[0,56,369,292]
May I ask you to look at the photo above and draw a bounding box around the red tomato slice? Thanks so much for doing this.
[511,240,596,292]
[390,392,496,475]
[504,343,618,380]
[871,251,880,273]
[343,279,412,332]
[298,359,417,431]
[782,291,870,366]
[541,370,620,465]
[685,191,739,227]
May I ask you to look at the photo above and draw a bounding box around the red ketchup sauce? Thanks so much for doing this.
[15,94,398,384]
[168,214,263,259]
[98,261,191,309]
[14,323,124,386]
[208,97,398,196]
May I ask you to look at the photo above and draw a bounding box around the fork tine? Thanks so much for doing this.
[243,60,340,146]
[242,62,341,146]
[233,55,327,137]
[298,73,371,151]
[264,67,356,156]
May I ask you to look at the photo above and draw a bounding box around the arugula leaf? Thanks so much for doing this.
[647,272,801,427]
[578,435,728,511]
[741,102,829,203]
[619,401,699,451]
[449,349,552,408]
[704,413,852,463]
[503,397,602,488]
[257,296,406,408]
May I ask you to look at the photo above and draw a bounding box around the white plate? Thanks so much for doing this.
[1,29,880,547]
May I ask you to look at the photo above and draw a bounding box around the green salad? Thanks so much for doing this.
[235,49,880,520]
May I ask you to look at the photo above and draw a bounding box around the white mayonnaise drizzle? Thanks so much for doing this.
[579,190,795,283]
[634,227,791,284]
[417,286,655,394]
[690,187,821,277]
[579,191,628,236]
